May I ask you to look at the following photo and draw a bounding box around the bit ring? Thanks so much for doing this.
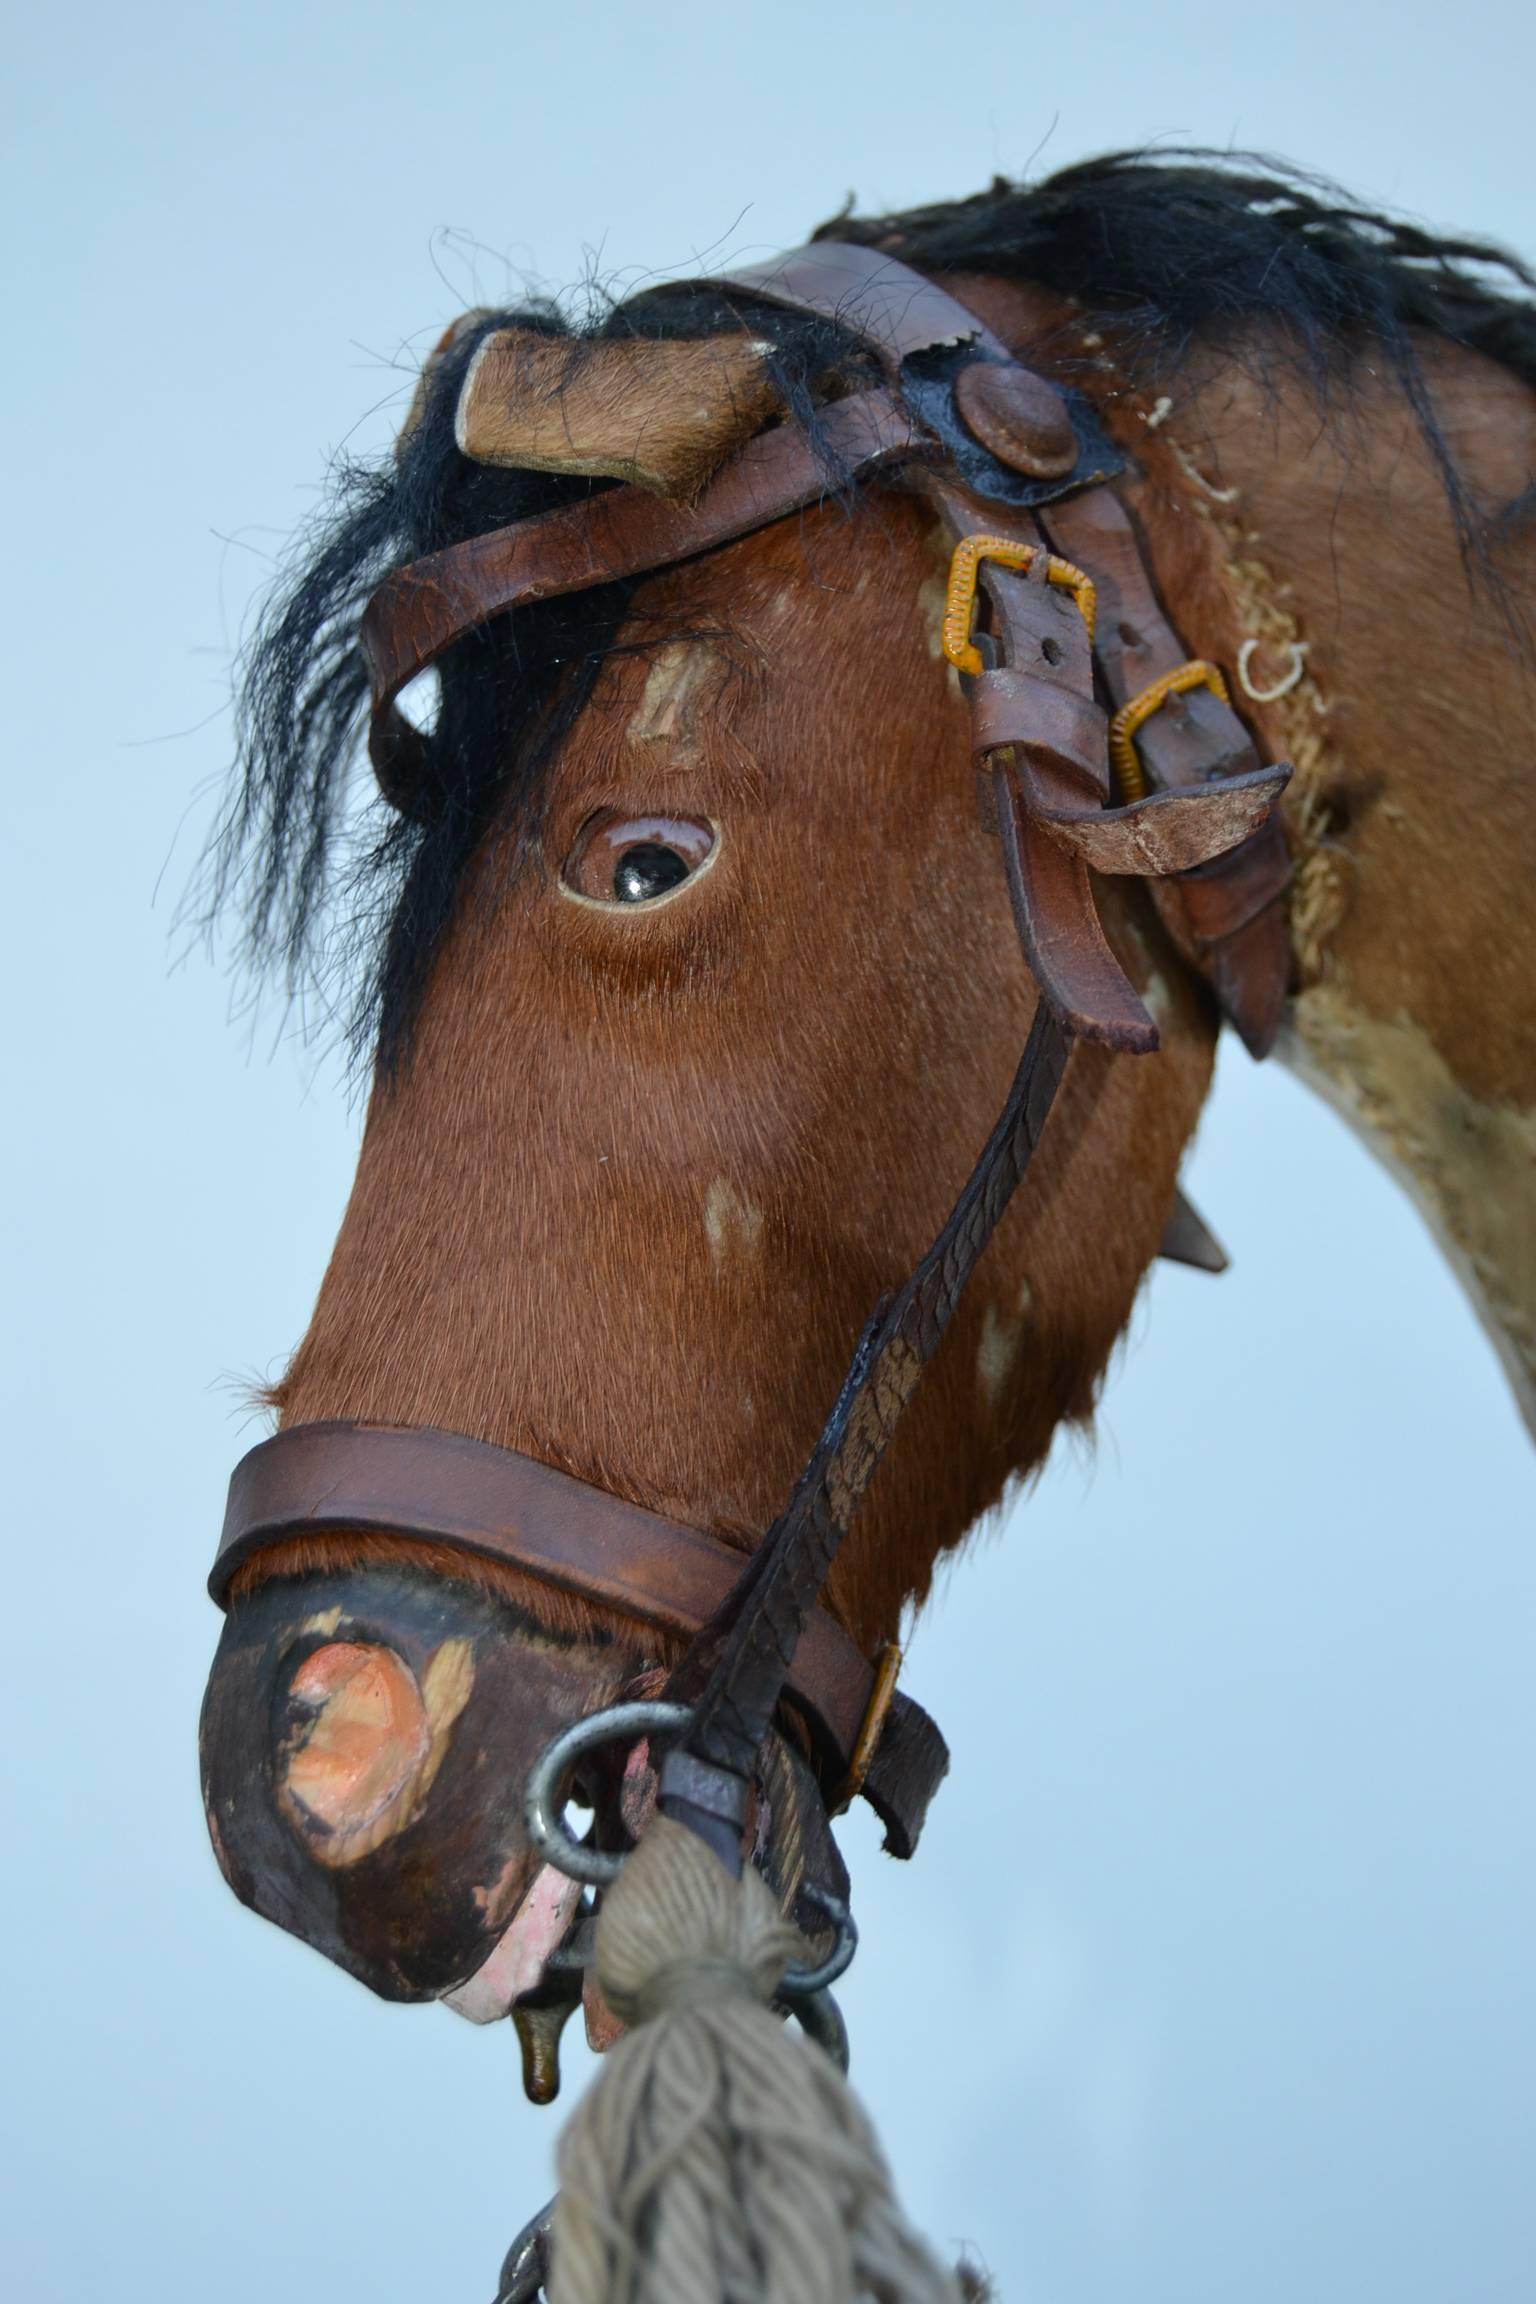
[524,1699,693,1886]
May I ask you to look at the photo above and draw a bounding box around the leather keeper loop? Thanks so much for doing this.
[1177,820,1295,945]
[971,669,1109,801]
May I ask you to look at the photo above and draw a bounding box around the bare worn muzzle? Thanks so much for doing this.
[200,1561,625,2000]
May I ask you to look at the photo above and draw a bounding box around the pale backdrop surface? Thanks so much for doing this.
[4,5,1535,2299]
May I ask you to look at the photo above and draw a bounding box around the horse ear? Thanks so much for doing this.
[454,326,782,500]
[396,308,497,460]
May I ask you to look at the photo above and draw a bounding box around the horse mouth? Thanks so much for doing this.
[441,1718,666,2075]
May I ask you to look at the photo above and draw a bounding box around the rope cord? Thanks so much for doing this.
[549,1818,965,2304]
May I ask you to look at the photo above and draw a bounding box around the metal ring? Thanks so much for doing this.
[787,1987,850,2073]
[781,1881,858,1997]
[526,1705,859,1996]
[534,1882,857,2001]
[524,1700,693,1886]
[1237,634,1308,704]
[493,2195,554,2304]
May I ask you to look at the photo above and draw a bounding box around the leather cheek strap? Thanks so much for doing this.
[1040,487,1294,1055]
[212,1420,948,1858]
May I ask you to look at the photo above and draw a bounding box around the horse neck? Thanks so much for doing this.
[1024,290,1536,1437]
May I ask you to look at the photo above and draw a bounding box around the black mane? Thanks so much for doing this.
[205,150,1536,1069]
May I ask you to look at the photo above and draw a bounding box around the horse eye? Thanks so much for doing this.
[614,842,691,902]
[561,812,717,907]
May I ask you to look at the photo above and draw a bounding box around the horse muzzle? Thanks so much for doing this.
[199,1560,626,2001]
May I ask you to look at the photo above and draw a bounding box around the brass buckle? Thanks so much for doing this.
[1109,658,1231,801]
[834,1640,904,1812]
[942,533,1097,678]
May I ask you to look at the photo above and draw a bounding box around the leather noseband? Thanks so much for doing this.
[213,1418,948,1855]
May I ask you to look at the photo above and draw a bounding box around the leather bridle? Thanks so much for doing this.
[212,241,1294,1876]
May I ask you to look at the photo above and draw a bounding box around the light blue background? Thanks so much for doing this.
[4,5,1534,2298]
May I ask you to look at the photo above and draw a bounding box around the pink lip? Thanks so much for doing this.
[440,1733,663,2029]
[440,1863,584,2024]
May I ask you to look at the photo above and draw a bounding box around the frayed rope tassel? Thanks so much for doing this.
[549,1814,967,2304]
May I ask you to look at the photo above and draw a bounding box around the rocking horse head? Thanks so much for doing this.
[199,155,1536,2055]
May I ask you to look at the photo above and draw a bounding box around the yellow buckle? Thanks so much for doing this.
[1109,659,1231,801]
[834,1641,904,1813]
[941,533,1097,679]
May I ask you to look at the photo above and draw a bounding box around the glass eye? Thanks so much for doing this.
[561,813,717,906]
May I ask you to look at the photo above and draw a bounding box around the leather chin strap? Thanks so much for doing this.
[217,240,1297,1866]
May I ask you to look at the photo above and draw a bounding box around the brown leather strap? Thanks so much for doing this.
[669,1001,1072,1796]
[970,665,1287,877]
[361,386,922,805]
[212,1419,925,1804]
[657,467,1106,1808]
[1040,488,1294,1055]
[714,240,1011,368]
[924,479,1163,1052]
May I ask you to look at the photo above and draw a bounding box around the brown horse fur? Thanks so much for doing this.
[238,296,1536,1645]
[212,193,1536,1997]
[240,490,1217,1658]
[456,324,783,498]
[1133,338,1536,1433]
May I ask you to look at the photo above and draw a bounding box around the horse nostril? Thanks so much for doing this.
[280,1641,431,1857]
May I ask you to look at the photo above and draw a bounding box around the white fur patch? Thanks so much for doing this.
[703,1178,763,1265]
[1284,987,1536,1439]
[977,1281,1034,1409]
[626,641,724,752]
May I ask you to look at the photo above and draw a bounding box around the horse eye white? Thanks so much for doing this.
[561,812,717,906]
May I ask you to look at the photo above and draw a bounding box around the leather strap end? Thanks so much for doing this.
[1151,811,1295,1056]
[999,773,1160,1054]
[858,1691,950,1859]
[1159,1187,1229,1273]
[1200,895,1293,1058]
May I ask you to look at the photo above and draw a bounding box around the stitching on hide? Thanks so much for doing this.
[1202,513,1350,986]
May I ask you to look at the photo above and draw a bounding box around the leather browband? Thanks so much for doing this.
[361,388,922,809]
[214,1419,901,1795]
